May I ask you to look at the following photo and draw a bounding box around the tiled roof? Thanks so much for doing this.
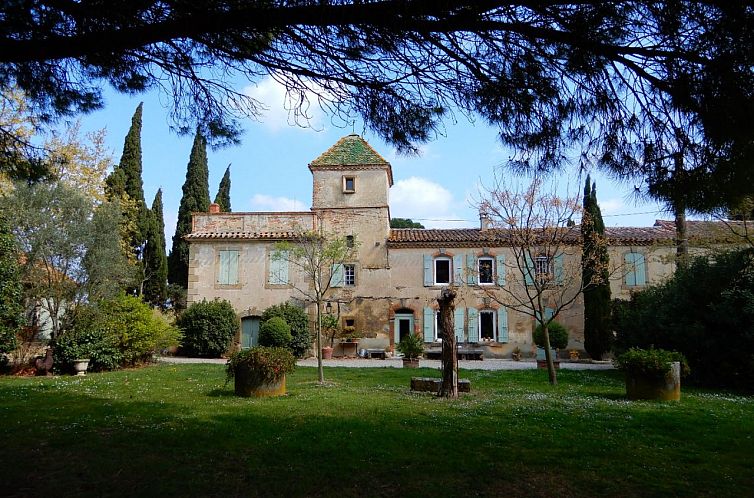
[185,231,300,240]
[309,134,389,167]
[387,220,744,248]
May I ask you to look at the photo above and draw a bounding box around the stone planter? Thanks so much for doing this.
[402,358,420,369]
[322,346,333,359]
[72,359,90,376]
[536,348,559,369]
[234,369,287,398]
[625,361,681,401]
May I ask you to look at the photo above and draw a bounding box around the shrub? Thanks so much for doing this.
[613,249,754,391]
[259,317,292,347]
[533,321,569,350]
[177,299,239,358]
[614,347,690,378]
[225,346,296,387]
[396,334,424,359]
[261,302,312,358]
[55,294,182,372]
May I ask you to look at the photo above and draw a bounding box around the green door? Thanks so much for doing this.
[241,317,260,348]
[394,313,414,343]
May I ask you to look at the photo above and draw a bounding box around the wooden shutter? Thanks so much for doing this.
[423,307,434,342]
[227,250,239,284]
[454,308,465,342]
[634,253,646,285]
[496,254,506,286]
[554,253,564,285]
[498,307,508,343]
[268,251,288,284]
[467,308,479,343]
[524,252,535,285]
[466,254,477,285]
[423,255,432,286]
[218,250,229,284]
[453,254,464,286]
[331,264,344,287]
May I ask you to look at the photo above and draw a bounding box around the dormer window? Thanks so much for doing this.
[343,176,356,193]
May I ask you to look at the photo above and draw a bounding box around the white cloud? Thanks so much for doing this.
[250,194,307,212]
[598,197,625,215]
[390,177,466,229]
[242,76,326,132]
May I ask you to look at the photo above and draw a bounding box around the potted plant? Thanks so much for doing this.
[614,347,689,401]
[340,325,358,342]
[533,321,568,369]
[397,333,424,368]
[511,346,522,361]
[321,314,339,359]
[226,346,296,397]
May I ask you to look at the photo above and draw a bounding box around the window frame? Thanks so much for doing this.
[343,175,356,193]
[343,263,356,287]
[479,309,497,342]
[478,256,494,285]
[216,249,240,287]
[534,254,553,284]
[624,251,647,287]
[434,256,451,286]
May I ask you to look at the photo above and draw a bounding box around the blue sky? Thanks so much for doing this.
[65,76,674,249]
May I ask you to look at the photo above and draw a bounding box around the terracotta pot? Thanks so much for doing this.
[234,369,287,398]
[322,346,333,359]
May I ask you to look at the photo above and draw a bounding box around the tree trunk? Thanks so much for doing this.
[541,322,558,385]
[316,301,324,384]
[437,287,458,398]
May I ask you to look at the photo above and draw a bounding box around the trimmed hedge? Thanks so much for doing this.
[261,302,312,358]
[259,316,292,348]
[177,299,239,358]
[533,321,569,350]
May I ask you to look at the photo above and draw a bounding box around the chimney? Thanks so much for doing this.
[479,209,492,231]
[209,203,220,214]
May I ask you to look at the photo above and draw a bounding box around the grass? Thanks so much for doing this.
[1,365,752,497]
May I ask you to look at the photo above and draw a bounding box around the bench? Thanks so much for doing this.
[365,348,386,359]
[424,348,484,361]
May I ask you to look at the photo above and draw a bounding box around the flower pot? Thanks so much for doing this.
[402,358,420,369]
[72,359,90,376]
[625,362,681,401]
[322,346,333,359]
[234,369,287,398]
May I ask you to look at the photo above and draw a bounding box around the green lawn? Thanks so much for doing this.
[1,365,752,497]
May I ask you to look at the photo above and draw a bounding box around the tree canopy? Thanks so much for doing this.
[390,218,425,229]
[1,2,753,210]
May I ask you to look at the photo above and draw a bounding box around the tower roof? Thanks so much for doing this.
[309,134,390,167]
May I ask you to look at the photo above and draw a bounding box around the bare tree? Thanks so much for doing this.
[478,176,605,385]
[273,228,358,384]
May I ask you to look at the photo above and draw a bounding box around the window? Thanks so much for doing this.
[217,250,239,285]
[344,318,355,328]
[346,235,354,248]
[479,310,495,341]
[331,263,356,287]
[478,257,494,285]
[535,255,552,284]
[268,250,289,285]
[624,252,646,286]
[344,264,355,286]
[343,176,355,193]
[434,257,451,285]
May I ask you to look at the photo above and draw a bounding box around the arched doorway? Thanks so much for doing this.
[393,309,414,344]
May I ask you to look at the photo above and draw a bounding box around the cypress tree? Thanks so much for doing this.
[0,212,23,358]
[105,102,148,261]
[214,164,232,212]
[143,189,168,307]
[168,130,210,288]
[582,175,612,360]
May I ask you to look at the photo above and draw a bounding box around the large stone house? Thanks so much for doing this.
[186,134,724,358]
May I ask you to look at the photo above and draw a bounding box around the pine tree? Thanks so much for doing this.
[214,165,231,212]
[0,212,23,357]
[168,130,210,288]
[143,189,168,307]
[105,102,148,262]
[581,175,612,360]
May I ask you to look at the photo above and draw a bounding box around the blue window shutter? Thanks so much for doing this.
[554,253,564,285]
[496,254,506,286]
[454,308,465,342]
[423,255,432,286]
[218,250,229,284]
[635,253,646,285]
[268,251,288,284]
[467,308,479,343]
[498,307,509,343]
[624,253,635,285]
[466,254,477,285]
[228,250,239,284]
[524,253,534,285]
[423,307,434,342]
[331,264,344,287]
[545,307,554,320]
[453,254,463,286]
